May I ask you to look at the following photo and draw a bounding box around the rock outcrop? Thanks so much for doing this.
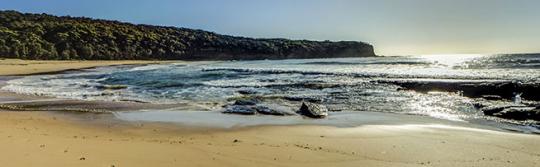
[384,80,540,101]
[223,105,257,115]
[297,102,328,118]
[222,99,295,116]
[493,107,540,121]
[475,103,540,121]
[254,105,295,116]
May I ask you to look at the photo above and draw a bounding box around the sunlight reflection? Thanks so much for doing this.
[417,54,487,67]
[406,91,469,122]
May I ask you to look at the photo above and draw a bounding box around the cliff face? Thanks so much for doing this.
[0,10,376,60]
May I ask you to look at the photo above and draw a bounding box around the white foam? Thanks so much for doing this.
[126,64,169,72]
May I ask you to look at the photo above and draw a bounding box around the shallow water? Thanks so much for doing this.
[2,54,540,132]
[112,110,472,129]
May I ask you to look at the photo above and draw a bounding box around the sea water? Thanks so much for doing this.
[3,54,540,131]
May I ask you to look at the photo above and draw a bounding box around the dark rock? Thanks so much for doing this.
[100,92,115,96]
[255,104,295,116]
[223,100,296,116]
[384,80,540,101]
[480,102,540,121]
[255,106,273,114]
[300,83,340,89]
[472,102,487,109]
[234,99,259,106]
[222,105,256,115]
[482,106,509,115]
[493,107,540,121]
[482,105,523,116]
[481,95,503,100]
[237,90,257,95]
[297,102,328,118]
[284,96,322,103]
[96,84,128,90]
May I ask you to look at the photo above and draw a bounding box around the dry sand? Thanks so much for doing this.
[0,60,539,167]
[0,59,171,76]
[0,111,539,167]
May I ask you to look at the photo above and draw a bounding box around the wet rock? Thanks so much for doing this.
[493,107,540,121]
[254,106,279,115]
[384,80,540,101]
[223,99,296,116]
[100,92,115,96]
[481,95,503,100]
[481,103,540,121]
[237,90,257,95]
[234,99,259,106]
[297,102,328,118]
[482,105,523,116]
[96,84,128,90]
[482,106,510,115]
[301,83,340,89]
[255,104,295,116]
[472,102,487,109]
[284,96,321,103]
[222,105,257,115]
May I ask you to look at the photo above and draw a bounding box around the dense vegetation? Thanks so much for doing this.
[0,10,375,60]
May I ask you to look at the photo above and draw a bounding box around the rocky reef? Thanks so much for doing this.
[382,79,540,123]
[381,80,540,101]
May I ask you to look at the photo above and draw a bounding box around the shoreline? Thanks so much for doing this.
[1,59,540,166]
[0,83,531,134]
[1,110,539,167]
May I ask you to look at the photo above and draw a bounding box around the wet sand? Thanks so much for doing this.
[0,111,539,167]
[1,60,540,166]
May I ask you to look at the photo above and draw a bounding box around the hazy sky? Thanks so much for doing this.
[1,0,539,55]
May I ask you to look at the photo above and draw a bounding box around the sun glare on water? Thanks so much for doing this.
[417,54,487,67]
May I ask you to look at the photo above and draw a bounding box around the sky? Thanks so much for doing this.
[1,0,539,56]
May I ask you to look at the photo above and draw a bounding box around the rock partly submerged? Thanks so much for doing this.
[480,105,523,116]
[255,105,295,116]
[383,79,540,101]
[493,107,540,121]
[223,105,257,115]
[297,102,328,118]
[223,98,331,118]
[233,99,259,106]
[477,103,540,121]
[96,84,128,90]
[222,99,295,116]
[386,79,540,122]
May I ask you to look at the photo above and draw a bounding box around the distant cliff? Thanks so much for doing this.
[0,10,376,60]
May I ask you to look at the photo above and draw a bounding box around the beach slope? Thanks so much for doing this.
[0,111,538,167]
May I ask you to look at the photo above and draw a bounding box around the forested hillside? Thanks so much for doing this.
[0,10,375,60]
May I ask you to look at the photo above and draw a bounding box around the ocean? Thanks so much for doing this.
[3,54,540,132]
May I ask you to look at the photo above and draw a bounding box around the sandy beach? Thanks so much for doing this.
[0,111,539,167]
[0,60,539,167]
[0,59,170,76]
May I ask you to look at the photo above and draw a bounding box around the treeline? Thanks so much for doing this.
[0,10,375,60]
